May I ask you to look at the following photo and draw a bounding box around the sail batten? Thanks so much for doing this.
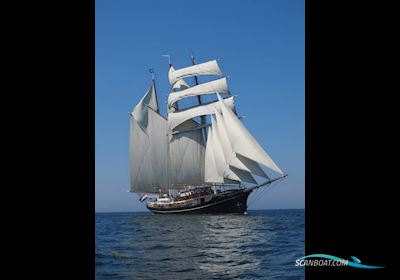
[169,60,223,87]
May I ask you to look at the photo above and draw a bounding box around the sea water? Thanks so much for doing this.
[96,209,304,280]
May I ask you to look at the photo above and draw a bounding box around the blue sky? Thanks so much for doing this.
[95,0,304,212]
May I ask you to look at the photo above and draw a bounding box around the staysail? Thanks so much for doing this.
[213,107,269,179]
[216,93,284,175]
[204,116,257,184]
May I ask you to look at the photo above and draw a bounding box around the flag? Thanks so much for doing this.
[139,193,149,202]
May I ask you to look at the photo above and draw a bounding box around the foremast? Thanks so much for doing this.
[191,53,207,143]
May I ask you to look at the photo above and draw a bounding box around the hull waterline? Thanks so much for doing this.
[146,189,252,214]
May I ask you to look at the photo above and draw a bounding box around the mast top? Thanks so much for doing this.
[149,68,155,81]
[190,51,196,64]
[162,54,172,66]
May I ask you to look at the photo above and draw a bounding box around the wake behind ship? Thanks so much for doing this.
[129,54,286,214]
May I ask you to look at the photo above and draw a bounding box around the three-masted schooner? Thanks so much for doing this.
[129,55,287,214]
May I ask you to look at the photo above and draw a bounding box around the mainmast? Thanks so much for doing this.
[190,53,205,123]
[164,54,208,189]
[190,52,207,143]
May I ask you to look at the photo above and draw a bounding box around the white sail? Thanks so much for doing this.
[204,125,224,183]
[204,125,242,184]
[172,79,190,90]
[213,108,269,179]
[208,116,257,184]
[208,119,228,180]
[169,120,205,186]
[168,77,230,107]
[217,94,284,175]
[129,107,169,193]
[169,60,223,87]
[229,166,258,184]
[131,84,158,131]
[168,96,235,130]
[236,154,270,179]
[169,66,190,89]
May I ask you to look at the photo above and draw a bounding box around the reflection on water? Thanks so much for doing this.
[96,210,304,280]
[197,215,264,277]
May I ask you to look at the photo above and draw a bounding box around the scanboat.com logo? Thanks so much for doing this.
[295,254,384,269]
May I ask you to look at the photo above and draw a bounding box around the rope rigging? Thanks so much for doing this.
[247,177,285,207]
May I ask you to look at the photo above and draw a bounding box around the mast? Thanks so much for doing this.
[190,52,206,125]
[149,68,160,113]
[163,59,174,191]
[165,54,207,188]
[191,53,207,145]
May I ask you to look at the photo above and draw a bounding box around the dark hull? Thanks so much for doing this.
[146,189,252,214]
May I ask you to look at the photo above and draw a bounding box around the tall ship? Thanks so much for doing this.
[129,54,287,214]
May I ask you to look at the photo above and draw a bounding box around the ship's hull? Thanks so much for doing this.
[146,189,252,214]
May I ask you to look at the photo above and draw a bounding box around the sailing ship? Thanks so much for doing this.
[129,54,287,214]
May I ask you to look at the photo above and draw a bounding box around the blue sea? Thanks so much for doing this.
[96,209,304,280]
